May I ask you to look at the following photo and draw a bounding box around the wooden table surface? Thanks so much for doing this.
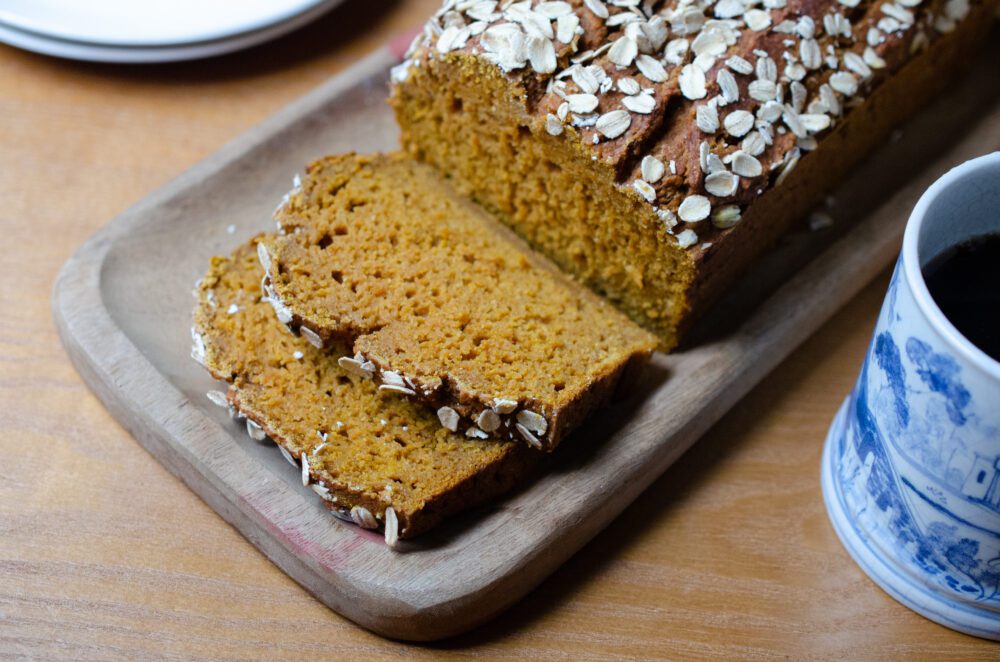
[0,1,993,659]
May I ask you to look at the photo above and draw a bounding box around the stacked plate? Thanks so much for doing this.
[0,0,344,63]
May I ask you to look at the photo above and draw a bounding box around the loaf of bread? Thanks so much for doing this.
[391,0,997,349]
[189,0,996,542]
[259,153,657,451]
[192,237,538,542]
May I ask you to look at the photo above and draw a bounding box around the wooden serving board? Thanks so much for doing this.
[53,40,999,641]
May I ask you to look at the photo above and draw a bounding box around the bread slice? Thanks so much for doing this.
[258,153,657,452]
[389,0,998,350]
[191,236,537,542]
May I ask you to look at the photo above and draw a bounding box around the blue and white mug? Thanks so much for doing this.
[822,152,1000,640]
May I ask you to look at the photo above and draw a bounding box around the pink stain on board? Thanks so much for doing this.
[389,27,421,61]
[240,486,381,571]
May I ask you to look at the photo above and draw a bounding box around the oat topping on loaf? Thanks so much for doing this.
[394,0,972,244]
[391,0,993,349]
[192,236,538,541]
[260,153,658,451]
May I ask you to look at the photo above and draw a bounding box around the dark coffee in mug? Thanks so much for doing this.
[923,233,1000,362]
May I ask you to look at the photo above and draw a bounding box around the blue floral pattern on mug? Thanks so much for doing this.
[827,258,1000,638]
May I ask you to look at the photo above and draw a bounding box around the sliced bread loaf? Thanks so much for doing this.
[259,153,657,451]
[192,236,537,542]
[389,0,998,350]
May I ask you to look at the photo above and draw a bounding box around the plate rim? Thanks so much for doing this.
[0,0,343,63]
[0,0,337,48]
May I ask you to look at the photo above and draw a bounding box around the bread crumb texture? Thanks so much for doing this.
[194,237,536,539]
[263,153,657,451]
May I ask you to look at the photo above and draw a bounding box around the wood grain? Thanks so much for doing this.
[1,0,998,657]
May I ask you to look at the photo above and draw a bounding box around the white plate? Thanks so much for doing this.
[0,0,344,63]
[0,0,335,47]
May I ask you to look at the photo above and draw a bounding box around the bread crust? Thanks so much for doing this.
[680,0,999,338]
